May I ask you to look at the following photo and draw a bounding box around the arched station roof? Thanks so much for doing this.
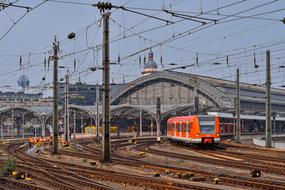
[110,70,226,108]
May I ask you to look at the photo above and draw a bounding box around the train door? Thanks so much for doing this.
[171,123,174,136]
[175,122,178,137]
[179,121,182,138]
[186,122,189,139]
[174,123,177,137]
[182,122,186,138]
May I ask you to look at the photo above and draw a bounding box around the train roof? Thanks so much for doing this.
[208,112,285,121]
[167,115,216,122]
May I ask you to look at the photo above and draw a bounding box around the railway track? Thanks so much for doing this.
[177,144,285,168]
[222,141,285,155]
[0,177,49,190]
[112,140,285,190]
[2,139,223,190]
[3,137,285,190]
[61,139,285,190]
[5,143,116,190]
[133,142,285,176]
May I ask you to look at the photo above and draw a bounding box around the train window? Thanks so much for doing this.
[186,123,189,132]
[198,116,216,134]
[182,123,186,133]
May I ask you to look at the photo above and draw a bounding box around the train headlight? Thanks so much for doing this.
[216,134,220,137]
[195,133,200,137]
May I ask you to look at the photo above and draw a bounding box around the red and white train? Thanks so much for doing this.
[166,115,220,145]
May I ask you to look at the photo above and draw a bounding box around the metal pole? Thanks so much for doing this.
[64,73,70,142]
[139,108,142,137]
[96,83,99,139]
[194,87,199,114]
[102,12,111,163]
[41,117,45,137]
[11,109,14,138]
[81,115,84,137]
[156,97,161,142]
[1,124,3,140]
[73,110,76,139]
[233,103,236,141]
[22,113,25,139]
[273,114,276,137]
[265,50,272,148]
[52,37,59,154]
[90,116,93,136]
[151,118,153,137]
[236,69,241,143]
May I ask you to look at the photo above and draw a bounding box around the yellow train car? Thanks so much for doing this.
[84,126,118,134]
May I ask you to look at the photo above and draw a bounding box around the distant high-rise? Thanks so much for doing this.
[17,75,30,92]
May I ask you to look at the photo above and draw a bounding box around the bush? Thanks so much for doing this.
[0,157,16,177]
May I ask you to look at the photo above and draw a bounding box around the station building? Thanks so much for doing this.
[1,51,285,137]
[56,50,285,134]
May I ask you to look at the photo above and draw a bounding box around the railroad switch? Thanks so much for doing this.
[62,141,70,147]
[189,176,206,181]
[153,172,160,177]
[176,172,182,179]
[164,169,172,175]
[250,169,262,177]
[182,172,195,179]
[213,177,219,184]
[132,138,137,144]
[90,161,97,166]
[12,171,32,181]
[139,152,146,157]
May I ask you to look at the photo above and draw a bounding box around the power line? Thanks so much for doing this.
[44,0,93,6]
[0,0,48,42]
[115,1,282,64]
[0,2,31,10]
[169,8,285,22]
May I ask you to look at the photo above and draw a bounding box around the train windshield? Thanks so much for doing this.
[198,116,216,134]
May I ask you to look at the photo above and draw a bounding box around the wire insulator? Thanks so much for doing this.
[19,55,22,69]
[196,53,199,66]
[118,55,120,64]
[139,55,142,67]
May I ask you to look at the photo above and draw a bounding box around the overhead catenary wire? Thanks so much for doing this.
[0,0,49,42]
[114,1,282,65]
[1,0,285,93]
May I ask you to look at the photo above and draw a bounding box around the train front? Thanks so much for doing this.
[197,115,220,145]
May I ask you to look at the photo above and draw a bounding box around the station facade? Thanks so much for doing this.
[1,51,285,137]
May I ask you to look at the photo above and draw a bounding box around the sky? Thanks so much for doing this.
[0,0,285,96]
